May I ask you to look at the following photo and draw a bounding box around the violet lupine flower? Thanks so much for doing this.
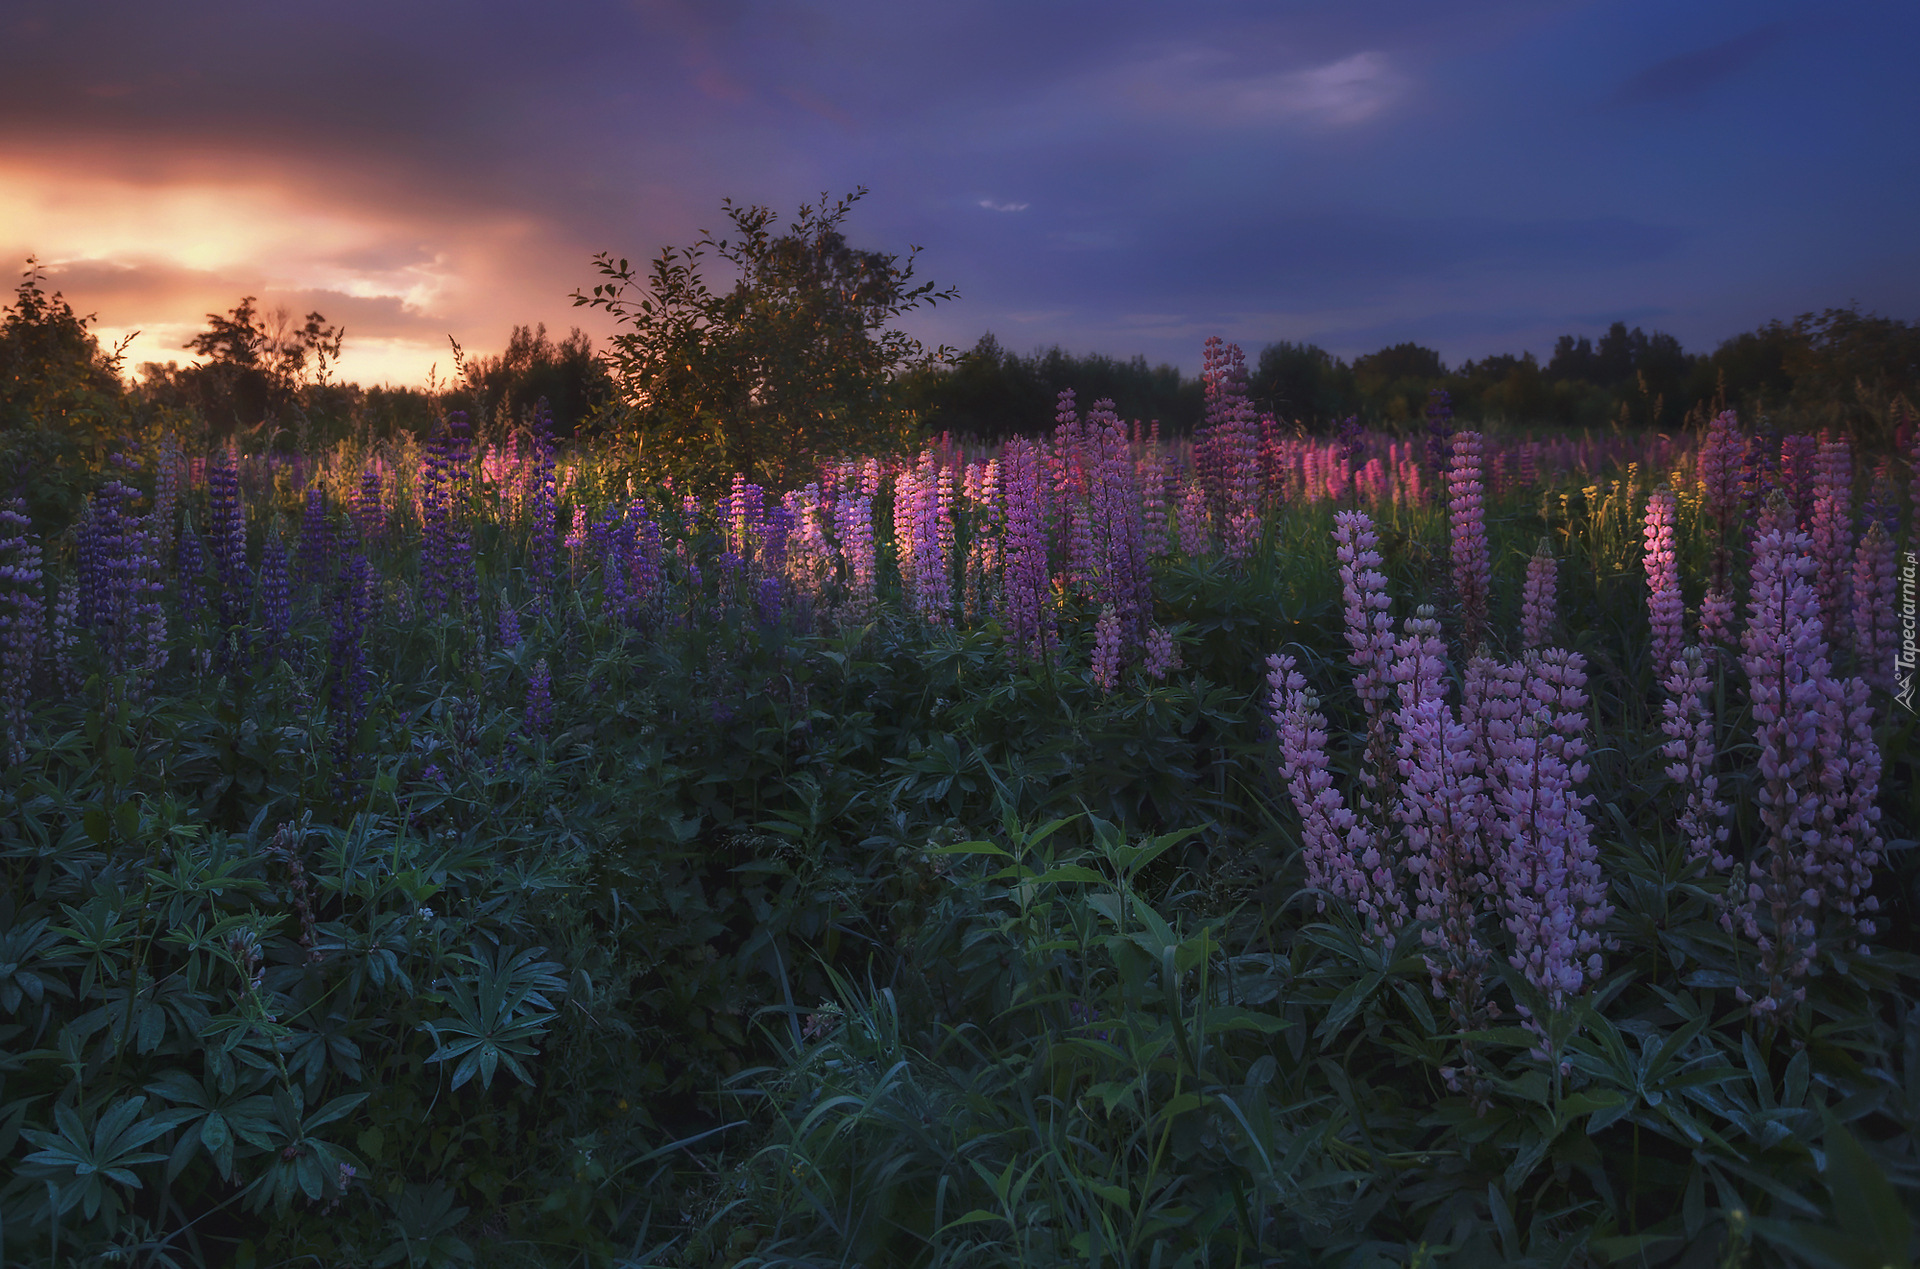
[525,412,558,615]
[259,531,292,657]
[999,437,1055,662]
[1176,477,1211,557]
[1735,519,1884,1014]
[1266,652,1407,940]
[1660,645,1729,872]
[497,592,523,651]
[1142,625,1180,680]
[77,479,168,695]
[353,461,386,544]
[0,498,44,766]
[1521,539,1557,652]
[420,413,478,621]
[1446,431,1491,650]
[1642,488,1685,675]
[1698,416,1744,654]
[1195,338,1263,558]
[1491,647,1609,1034]
[152,436,185,570]
[1394,690,1493,1010]
[1084,402,1153,647]
[524,657,554,737]
[1809,437,1854,641]
[297,487,335,592]
[1334,511,1397,797]
[327,547,373,730]
[1777,433,1818,527]
[50,582,80,697]
[833,492,877,625]
[207,446,253,642]
[1090,605,1124,692]
[1851,522,1897,692]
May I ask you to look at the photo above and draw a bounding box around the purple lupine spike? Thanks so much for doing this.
[1777,434,1818,527]
[999,437,1054,661]
[207,445,253,642]
[0,498,45,766]
[1267,651,1407,940]
[526,413,558,617]
[353,461,386,544]
[1734,515,1884,1015]
[1335,511,1397,802]
[259,530,292,657]
[1142,625,1180,680]
[1521,538,1557,652]
[1809,437,1853,641]
[297,487,335,592]
[1176,476,1210,556]
[1446,432,1491,651]
[1851,522,1897,692]
[78,479,168,696]
[175,514,207,623]
[833,492,876,626]
[1642,488,1685,676]
[1661,645,1729,872]
[1491,646,1609,1043]
[525,656,554,737]
[1090,605,1123,692]
[327,547,372,727]
[497,591,522,650]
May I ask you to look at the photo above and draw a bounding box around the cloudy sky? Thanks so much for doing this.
[4,0,1914,389]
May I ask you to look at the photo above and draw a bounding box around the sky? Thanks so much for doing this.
[3,0,1915,390]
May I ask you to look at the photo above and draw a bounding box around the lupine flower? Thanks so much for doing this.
[0,498,44,766]
[1142,625,1181,680]
[1090,605,1124,692]
[1334,511,1397,796]
[1196,338,1263,558]
[419,413,477,620]
[353,461,386,544]
[1000,438,1054,661]
[1734,515,1884,1014]
[327,548,373,733]
[1083,402,1153,647]
[1777,433,1818,526]
[1660,645,1729,871]
[1642,488,1685,675]
[259,530,292,657]
[1851,521,1896,691]
[175,513,207,623]
[76,479,168,695]
[525,657,554,736]
[1521,538,1557,652]
[497,591,523,651]
[297,487,335,592]
[1491,647,1609,1037]
[834,493,877,626]
[50,581,80,697]
[1176,477,1211,557]
[207,446,253,646]
[1446,431,1490,650]
[961,459,1003,623]
[1267,652,1407,940]
[1809,437,1853,640]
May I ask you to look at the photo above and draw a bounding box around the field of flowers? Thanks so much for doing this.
[0,336,1915,1267]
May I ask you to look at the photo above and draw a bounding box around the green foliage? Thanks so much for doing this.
[140,294,346,441]
[575,187,959,490]
[0,256,135,525]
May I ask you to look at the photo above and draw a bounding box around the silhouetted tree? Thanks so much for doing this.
[576,187,958,489]
[460,323,614,440]
[0,257,133,522]
[155,296,344,440]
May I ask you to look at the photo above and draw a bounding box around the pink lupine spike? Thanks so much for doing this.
[1521,538,1557,651]
[1642,488,1685,675]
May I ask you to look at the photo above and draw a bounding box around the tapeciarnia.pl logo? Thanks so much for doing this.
[1899,550,1917,713]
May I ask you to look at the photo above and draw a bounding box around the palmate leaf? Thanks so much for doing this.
[418,943,564,1090]
[18,1095,195,1219]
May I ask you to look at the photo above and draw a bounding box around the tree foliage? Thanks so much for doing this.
[0,256,133,523]
[899,332,1204,439]
[574,187,958,490]
[142,296,344,441]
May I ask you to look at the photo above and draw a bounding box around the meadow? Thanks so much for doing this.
[0,336,1916,1269]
